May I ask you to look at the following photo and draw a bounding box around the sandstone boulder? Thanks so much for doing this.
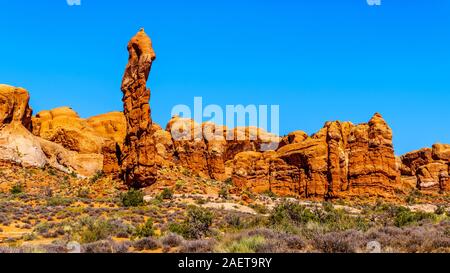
[0,123,47,168]
[0,84,33,131]
[432,143,450,161]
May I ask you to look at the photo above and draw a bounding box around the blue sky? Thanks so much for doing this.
[0,0,449,155]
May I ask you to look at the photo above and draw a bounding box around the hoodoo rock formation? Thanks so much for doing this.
[120,29,160,188]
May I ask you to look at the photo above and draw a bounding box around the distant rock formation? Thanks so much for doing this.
[233,114,400,199]
[400,144,450,192]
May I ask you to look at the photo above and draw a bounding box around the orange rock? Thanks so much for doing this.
[120,29,160,188]
[347,113,400,191]
[432,143,450,161]
[400,148,434,176]
[0,84,33,131]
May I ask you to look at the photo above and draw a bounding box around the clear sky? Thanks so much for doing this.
[0,0,449,155]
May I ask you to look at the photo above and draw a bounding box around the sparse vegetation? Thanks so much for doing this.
[120,189,144,207]
[10,183,24,195]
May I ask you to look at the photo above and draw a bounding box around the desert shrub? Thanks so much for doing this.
[169,206,214,239]
[120,189,144,207]
[161,233,184,248]
[435,205,447,215]
[269,202,318,230]
[225,214,243,230]
[263,190,277,198]
[394,207,437,227]
[160,188,174,200]
[133,237,160,251]
[76,218,114,244]
[250,204,269,215]
[219,187,229,199]
[46,196,73,206]
[132,219,155,239]
[77,187,90,199]
[312,230,365,253]
[82,240,130,253]
[224,178,233,185]
[175,180,185,190]
[90,170,104,183]
[219,236,266,253]
[179,239,216,253]
[10,183,24,195]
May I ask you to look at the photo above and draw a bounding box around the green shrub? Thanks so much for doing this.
[250,204,269,215]
[10,183,24,195]
[120,189,144,207]
[46,196,73,206]
[263,190,277,198]
[160,188,174,200]
[169,206,214,239]
[219,187,229,199]
[90,171,104,183]
[78,218,114,244]
[270,202,318,227]
[175,180,185,190]
[394,207,437,227]
[218,236,266,253]
[133,219,155,239]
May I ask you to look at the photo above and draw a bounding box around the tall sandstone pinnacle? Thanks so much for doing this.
[120,29,159,188]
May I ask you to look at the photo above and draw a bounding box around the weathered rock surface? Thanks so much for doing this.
[120,29,160,188]
[231,113,401,199]
[0,84,33,130]
[38,138,103,177]
[32,107,125,154]
[0,123,47,168]
[347,113,400,191]
[400,143,450,193]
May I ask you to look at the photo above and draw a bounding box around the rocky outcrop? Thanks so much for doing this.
[32,107,125,154]
[32,107,126,175]
[0,85,46,168]
[38,138,103,177]
[231,113,400,199]
[347,113,400,191]
[120,29,160,188]
[400,144,450,193]
[0,123,47,168]
[0,85,106,177]
[0,84,33,130]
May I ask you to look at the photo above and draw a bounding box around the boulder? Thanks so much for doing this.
[0,84,33,131]
[432,143,450,161]
[0,123,47,168]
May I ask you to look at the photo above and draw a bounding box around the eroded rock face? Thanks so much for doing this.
[38,138,103,177]
[400,143,450,193]
[231,113,400,199]
[120,29,159,188]
[0,84,33,131]
[0,123,47,168]
[0,85,46,168]
[32,107,126,175]
[347,113,400,191]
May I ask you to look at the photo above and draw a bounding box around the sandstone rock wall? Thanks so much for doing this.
[231,113,401,199]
